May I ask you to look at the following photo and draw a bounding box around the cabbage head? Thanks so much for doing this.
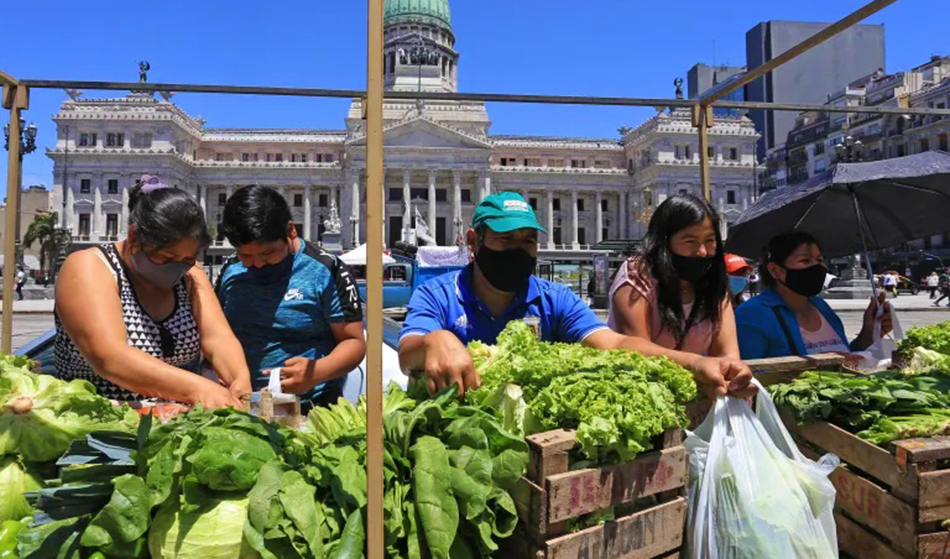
[0,456,42,522]
[0,368,138,462]
[148,496,257,559]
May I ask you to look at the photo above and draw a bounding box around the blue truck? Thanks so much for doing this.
[354,244,468,309]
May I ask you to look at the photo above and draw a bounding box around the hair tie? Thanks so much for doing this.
[139,174,169,194]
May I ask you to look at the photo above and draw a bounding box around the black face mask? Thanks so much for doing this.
[247,250,294,284]
[475,246,536,293]
[670,253,715,283]
[779,263,827,297]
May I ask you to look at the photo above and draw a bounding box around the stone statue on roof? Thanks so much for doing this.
[324,201,342,235]
[139,61,151,83]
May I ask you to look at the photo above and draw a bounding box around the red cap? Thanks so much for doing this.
[725,254,752,274]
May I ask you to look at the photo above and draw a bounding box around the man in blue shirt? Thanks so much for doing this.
[399,192,754,398]
[216,185,365,410]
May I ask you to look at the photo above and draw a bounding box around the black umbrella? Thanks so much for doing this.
[726,151,950,258]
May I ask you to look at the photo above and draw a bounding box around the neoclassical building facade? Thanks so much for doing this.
[47,0,758,262]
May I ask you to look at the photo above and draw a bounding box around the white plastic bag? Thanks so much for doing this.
[686,379,840,559]
[852,293,904,371]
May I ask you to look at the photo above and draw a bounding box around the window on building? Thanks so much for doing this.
[78,214,91,237]
[242,153,251,162]
[435,189,447,202]
[130,133,150,148]
[727,190,737,205]
[106,214,118,238]
[897,144,906,157]
[628,159,634,173]
[216,153,226,162]
[601,199,608,212]
[576,198,585,212]
[675,145,693,160]
[325,154,334,163]
[602,228,609,241]
[525,158,541,167]
[291,154,298,162]
[594,160,610,169]
[500,157,512,166]
[578,228,586,245]
[80,179,91,194]
[292,194,302,207]
[548,158,564,168]
[388,188,402,202]
[275,154,283,162]
[529,197,538,211]
[815,159,827,173]
[707,146,715,158]
[79,133,89,147]
[921,138,930,152]
[940,133,949,152]
[552,197,561,211]
[410,188,428,200]
[106,133,124,147]
[728,148,739,161]
[461,189,472,203]
[814,142,825,155]
[266,154,274,162]
[319,193,329,207]
[300,154,308,163]
[107,179,118,194]
[218,193,227,206]
[553,228,562,245]
[570,159,587,168]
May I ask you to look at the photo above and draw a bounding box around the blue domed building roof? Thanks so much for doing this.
[384,0,452,30]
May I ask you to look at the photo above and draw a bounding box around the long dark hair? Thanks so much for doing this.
[760,231,822,288]
[128,182,211,249]
[637,194,727,345]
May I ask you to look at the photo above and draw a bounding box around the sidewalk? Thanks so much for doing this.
[5,299,55,314]
[825,293,950,312]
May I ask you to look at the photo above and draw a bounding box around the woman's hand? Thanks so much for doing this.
[862,293,893,337]
[191,377,244,409]
[689,355,758,400]
[227,377,253,401]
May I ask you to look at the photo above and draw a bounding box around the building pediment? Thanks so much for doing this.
[348,116,492,150]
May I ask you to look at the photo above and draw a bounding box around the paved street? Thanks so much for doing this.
[2,314,54,351]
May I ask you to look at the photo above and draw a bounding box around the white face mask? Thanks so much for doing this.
[131,249,192,289]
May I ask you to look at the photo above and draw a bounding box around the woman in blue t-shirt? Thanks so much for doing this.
[735,232,891,360]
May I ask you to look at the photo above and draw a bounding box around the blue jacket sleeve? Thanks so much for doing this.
[554,286,608,343]
[735,303,773,360]
[399,281,448,343]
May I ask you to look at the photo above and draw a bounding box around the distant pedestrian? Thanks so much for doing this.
[15,268,26,300]
[927,272,939,299]
[935,271,950,307]
[883,272,898,298]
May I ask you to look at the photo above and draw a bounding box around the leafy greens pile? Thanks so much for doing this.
[466,321,696,463]
[770,370,950,446]
[14,383,527,559]
[898,320,950,357]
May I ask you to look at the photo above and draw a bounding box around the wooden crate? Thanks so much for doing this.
[783,415,950,559]
[508,428,687,559]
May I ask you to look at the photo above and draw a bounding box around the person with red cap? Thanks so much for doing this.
[725,254,754,307]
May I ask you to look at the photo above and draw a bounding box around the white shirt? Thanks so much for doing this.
[800,314,850,355]
[928,275,939,287]
[883,274,897,287]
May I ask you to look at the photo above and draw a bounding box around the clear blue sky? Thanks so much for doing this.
[2,0,946,192]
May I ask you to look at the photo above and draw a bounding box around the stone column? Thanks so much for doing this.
[226,184,234,201]
[65,182,75,235]
[618,191,627,240]
[595,191,604,243]
[120,184,129,233]
[479,172,491,201]
[93,180,103,238]
[571,189,580,249]
[198,185,208,219]
[452,171,462,243]
[428,171,437,245]
[402,170,411,243]
[545,190,555,250]
[350,172,361,247]
[303,185,313,241]
[278,185,287,200]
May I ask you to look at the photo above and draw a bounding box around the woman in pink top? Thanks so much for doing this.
[609,195,741,361]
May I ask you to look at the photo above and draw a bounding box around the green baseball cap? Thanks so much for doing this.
[471,192,546,233]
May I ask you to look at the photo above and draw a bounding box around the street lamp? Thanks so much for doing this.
[834,135,864,163]
[408,35,434,115]
[4,118,38,268]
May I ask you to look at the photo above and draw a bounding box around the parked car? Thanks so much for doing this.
[874,272,921,295]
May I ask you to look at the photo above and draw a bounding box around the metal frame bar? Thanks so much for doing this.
[2,82,28,354]
[16,79,950,116]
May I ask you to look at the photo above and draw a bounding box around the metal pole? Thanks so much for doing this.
[365,0,385,558]
[694,105,712,202]
[2,83,27,353]
[701,0,898,106]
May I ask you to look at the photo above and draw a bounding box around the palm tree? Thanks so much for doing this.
[23,212,71,276]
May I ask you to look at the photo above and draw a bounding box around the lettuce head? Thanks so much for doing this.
[0,456,42,522]
[148,496,256,559]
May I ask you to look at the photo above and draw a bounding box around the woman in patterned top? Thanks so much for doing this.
[54,177,251,408]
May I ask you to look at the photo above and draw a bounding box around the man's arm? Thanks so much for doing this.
[398,331,479,396]
[282,321,366,394]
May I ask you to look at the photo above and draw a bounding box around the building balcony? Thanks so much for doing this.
[490,165,627,175]
[193,160,341,170]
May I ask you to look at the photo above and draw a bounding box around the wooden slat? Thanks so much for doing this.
[917,532,950,559]
[546,447,687,524]
[919,470,950,523]
[830,465,919,555]
[512,477,549,543]
[893,437,950,464]
[835,512,906,559]
[783,415,919,501]
[527,430,576,482]
[544,497,686,559]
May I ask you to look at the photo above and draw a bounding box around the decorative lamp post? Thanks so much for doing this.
[835,135,864,163]
[827,135,873,298]
[4,118,38,268]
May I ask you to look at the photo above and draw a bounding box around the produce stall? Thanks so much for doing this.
[766,320,950,559]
